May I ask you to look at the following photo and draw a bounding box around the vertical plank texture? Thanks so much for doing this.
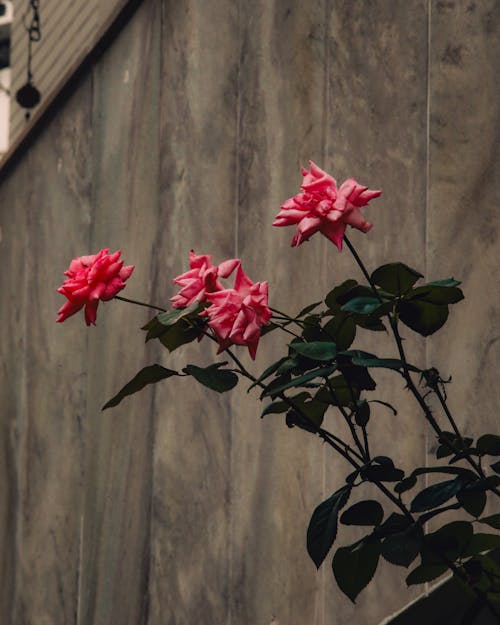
[148,1,238,624]
[78,2,160,624]
[427,0,499,505]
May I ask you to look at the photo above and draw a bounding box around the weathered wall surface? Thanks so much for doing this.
[0,1,498,624]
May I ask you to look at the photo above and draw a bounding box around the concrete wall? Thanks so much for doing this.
[0,1,498,623]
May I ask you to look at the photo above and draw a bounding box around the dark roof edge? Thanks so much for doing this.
[0,0,143,184]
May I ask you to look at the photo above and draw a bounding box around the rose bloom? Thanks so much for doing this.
[205,265,271,359]
[57,249,134,325]
[273,160,382,250]
[171,250,240,308]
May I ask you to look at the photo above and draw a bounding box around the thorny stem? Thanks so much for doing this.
[343,236,497,490]
[114,294,167,312]
[325,377,367,461]
[223,347,365,464]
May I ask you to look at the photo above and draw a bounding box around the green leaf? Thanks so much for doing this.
[410,477,468,512]
[340,500,384,527]
[463,533,500,557]
[381,524,422,568]
[424,521,473,563]
[371,263,423,295]
[477,434,500,456]
[354,400,370,427]
[325,280,358,311]
[103,364,178,410]
[158,321,202,352]
[249,357,289,391]
[376,513,411,537]
[394,475,417,494]
[183,363,238,393]
[341,296,380,315]
[323,314,356,350]
[261,365,337,398]
[156,302,202,327]
[350,355,420,373]
[332,540,380,602]
[398,300,449,336]
[457,489,487,518]
[307,486,351,569]
[315,375,360,407]
[427,278,461,288]
[291,341,337,361]
[286,394,329,431]
[406,564,448,586]
[361,465,405,483]
[405,285,464,305]
[478,514,500,530]
[491,461,500,474]
[261,400,288,417]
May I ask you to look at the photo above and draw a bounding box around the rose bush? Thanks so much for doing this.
[57,163,500,618]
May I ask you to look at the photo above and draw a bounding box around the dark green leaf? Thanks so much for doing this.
[315,375,360,407]
[427,278,461,288]
[340,500,383,526]
[398,301,449,336]
[156,302,202,327]
[158,321,202,352]
[261,400,288,417]
[323,314,356,350]
[261,365,337,398]
[332,540,380,602]
[463,533,500,556]
[478,514,500,530]
[325,280,358,311]
[307,486,351,568]
[291,341,337,361]
[350,356,420,373]
[361,465,405,483]
[477,434,500,456]
[422,521,473,564]
[335,284,374,305]
[376,513,411,537]
[410,477,467,512]
[381,524,422,568]
[286,394,329,431]
[394,475,417,494]
[371,263,423,295]
[436,444,454,459]
[276,357,300,375]
[406,564,448,586]
[457,490,487,518]
[405,285,464,305]
[491,461,500,474]
[340,363,377,392]
[183,363,238,393]
[103,364,178,410]
[342,297,381,315]
[249,357,288,391]
[354,400,370,427]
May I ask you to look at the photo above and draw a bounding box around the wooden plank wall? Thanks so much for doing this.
[0,1,498,624]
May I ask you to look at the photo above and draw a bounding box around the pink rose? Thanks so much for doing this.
[57,249,134,325]
[171,250,240,308]
[205,265,271,359]
[273,161,382,250]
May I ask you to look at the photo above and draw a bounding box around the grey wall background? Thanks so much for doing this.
[0,1,498,624]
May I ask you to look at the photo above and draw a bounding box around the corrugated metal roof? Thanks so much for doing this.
[2,0,132,165]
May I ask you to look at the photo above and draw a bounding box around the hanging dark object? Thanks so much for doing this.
[15,0,41,120]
